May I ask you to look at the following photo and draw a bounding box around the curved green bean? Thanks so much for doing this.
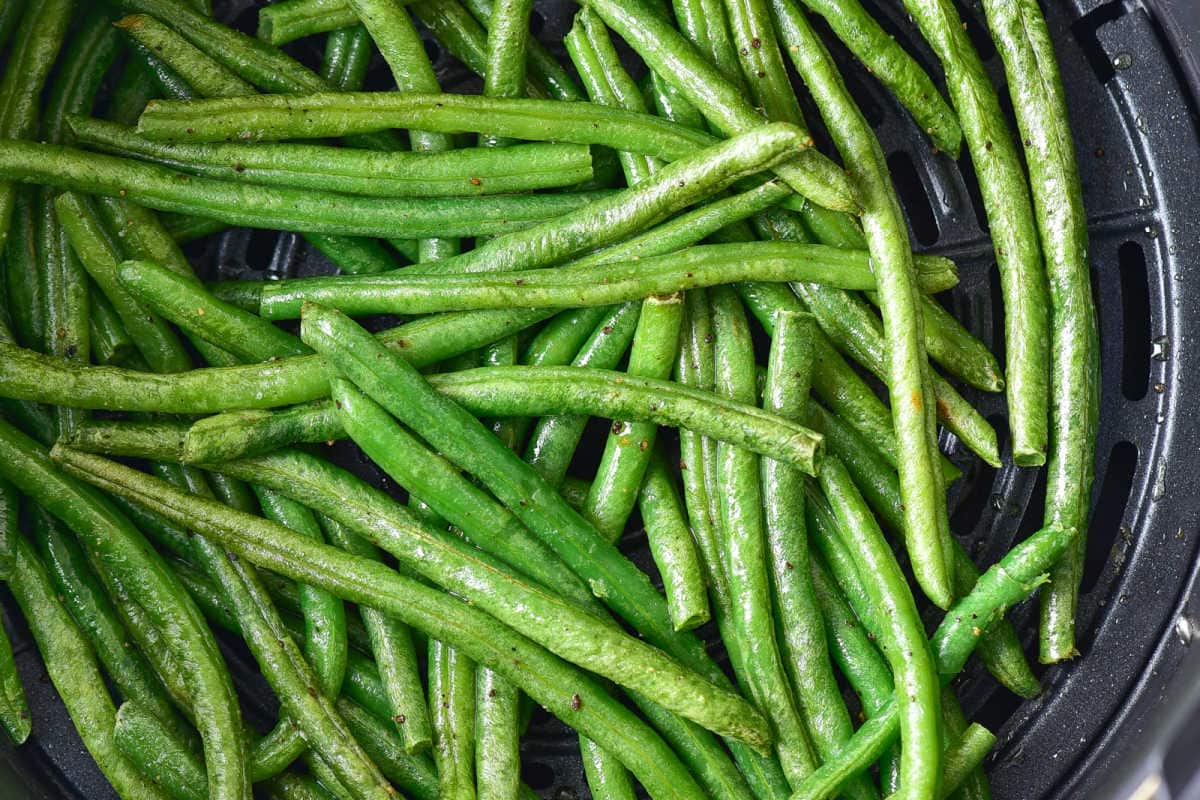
[977,0,1100,664]
[52,447,712,800]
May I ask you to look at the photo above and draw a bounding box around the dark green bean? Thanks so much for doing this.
[337,698,444,800]
[0,0,74,253]
[977,0,1100,664]
[0,141,606,240]
[579,0,857,212]
[0,478,14,579]
[638,451,710,632]
[0,608,29,745]
[255,240,957,319]
[902,0,1050,467]
[0,423,247,800]
[70,117,593,197]
[0,0,26,54]
[789,525,1072,800]
[762,313,877,800]
[321,515,433,755]
[320,25,373,91]
[114,700,206,800]
[31,510,193,745]
[8,538,168,798]
[88,290,136,366]
[3,188,43,349]
[52,447,712,800]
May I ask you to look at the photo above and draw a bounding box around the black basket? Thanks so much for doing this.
[3,0,1199,797]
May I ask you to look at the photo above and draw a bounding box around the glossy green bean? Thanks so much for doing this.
[259,0,365,44]
[938,724,995,799]
[790,525,1072,800]
[8,538,168,798]
[52,447,711,800]
[0,424,247,799]
[114,700,207,800]
[0,141,605,239]
[579,0,857,212]
[940,688,992,800]
[977,0,1100,664]
[428,639,477,800]
[723,0,805,128]
[0,610,29,745]
[56,194,192,374]
[88,290,136,366]
[116,14,257,98]
[31,510,192,744]
[71,116,592,197]
[902,0,1050,467]
[581,735,637,800]
[3,188,42,349]
[0,0,74,253]
[0,477,14,579]
[479,0,533,148]
[711,286,817,786]
[321,514,433,755]
[638,451,710,632]
[476,666,521,800]
[320,25,373,91]
[337,698,444,800]
[762,313,877,800]
[256,241,956,318]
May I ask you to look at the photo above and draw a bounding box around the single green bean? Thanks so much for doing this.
[476,666,521,800]
[977,0,1100,664]
[0,141,605,239]
[31,510,192,745]
[0,610,29,745]
[795,0,962,153]
[479,0,533,148]
[56,194,192,374]
[259,0,365,44]
[638,451,711,631]
[428,639,477,800]
[762,313,878,800]
[114,700,206,800]
[940,688,992,800]
[0,0,26,54]
[579,0,857,212]
[256,240,957,318]
[902,0,1050,467]
[3,188,43,349]
[0,0,74,253]
[115,14,257,98]
[581,735,638,800]
[0,477,14,579]
[789,525,1073,800]
[8,539,169,798]
[320,25,373,91]
[52,447,711,800]
[70,117,593,197]
[939,724,996,800]
[711,286,817,786]
[88,289,136,366]
[321,514,433,755]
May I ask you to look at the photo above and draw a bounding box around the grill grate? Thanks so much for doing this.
[2,1,1198,798]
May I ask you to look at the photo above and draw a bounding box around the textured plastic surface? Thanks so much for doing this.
[2,0,1199,798]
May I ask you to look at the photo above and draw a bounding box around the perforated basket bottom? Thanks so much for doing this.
[3,1,1199,798]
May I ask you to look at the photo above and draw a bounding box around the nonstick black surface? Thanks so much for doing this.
[2,1,1199,798]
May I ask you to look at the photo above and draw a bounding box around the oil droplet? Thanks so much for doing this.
[1137,195,1151,208]
[1135,115,1147,132]
[1112,52,1133,70]
[1176,616,1193,645]
[1151,335,1170,361]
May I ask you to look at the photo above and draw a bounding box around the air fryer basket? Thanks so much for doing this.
[2,0,1199,797]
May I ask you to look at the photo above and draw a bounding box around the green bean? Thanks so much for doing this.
[56,194,192,374]
[321,514,433,755]
[902,0,1050,467]
[938,724,995,800]
[0,0,74,253]
[670,0,746,91]
[476,666,521,800]
[319,376,767,747]
[581,735,638,800]
[805,402,1042,699]
[71,116,593,198]
[0,423,247,800]
[428,639,477,800]
[638,451,710,631]
[761,313,878,800]
[114,700,207,800]
[337,698,444,800]
[259,0,365,44]
[8,538,170,798]
[320,25,373,91]
[479,0,533,148]
[256,240,957,319]
[264,773,339,800]
[3,188,42,349]
[0,0,26,54]
[795,0,961,153]
[723,0,806,128]
[710,286,817,786]
[0,141,605,240]
[790,525,1072,800]
[0,477,14,579]
[579,0,857,212]
[53,448,712,800]
[773,0,959,612]
[116,15,257,98]
[940,688,992,800]
[31,510,193,745]
[818,456,941,799]
[88,290,136,366]
[0,608,29,745]
[977,0,1100,664]
[161,214,226,243]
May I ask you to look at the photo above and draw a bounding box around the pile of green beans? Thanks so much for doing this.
[0,1,1102,798]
